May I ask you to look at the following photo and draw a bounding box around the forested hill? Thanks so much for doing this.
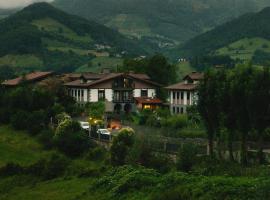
[180,7,270,58]
[0,3,145,73]
[53,0,270,49]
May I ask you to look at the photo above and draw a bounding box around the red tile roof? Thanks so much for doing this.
[165,82,198,90]
[135,97,163,104]
[64,73,161,88]
[2,71,54,86]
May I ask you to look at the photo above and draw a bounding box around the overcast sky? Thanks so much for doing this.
[0,0,53,9]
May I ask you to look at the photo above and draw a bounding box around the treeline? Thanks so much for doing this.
[0,83,75,134]
[198,64,270,165]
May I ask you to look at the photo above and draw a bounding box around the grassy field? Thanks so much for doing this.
[32,18,92,44]
[216,37,270,61]
[0,54,43,70]
[76,57,123,72]
[0,126,50,167]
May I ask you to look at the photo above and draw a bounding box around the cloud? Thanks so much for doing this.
[0,0,54,9]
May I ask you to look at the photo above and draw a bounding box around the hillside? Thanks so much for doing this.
[0,3,144,73]
[53,0,270,50]
[180,7,270,64]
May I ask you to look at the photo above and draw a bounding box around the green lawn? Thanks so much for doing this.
[0,126,50,167]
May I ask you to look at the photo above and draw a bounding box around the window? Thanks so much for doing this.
[177,107,180,113]
[98,90,105,100]
[78,90,80,97]
[141,89,148,97]
[181,107,184,114]
[75,90,77,97]
[187,92,190,100]
[173,92,176,99]
[177,92,180,99]
[181,92,184,100]
[173,107,176,114]
[81,90,84,97]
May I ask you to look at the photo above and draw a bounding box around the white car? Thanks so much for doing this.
[79,121,90,130]
[97,129,111,135]
[97,129,112,141]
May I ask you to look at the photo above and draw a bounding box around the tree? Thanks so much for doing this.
[111,128,135,165]
[54,119,90,157]
[197,69,221,158]
[247,67,270,164]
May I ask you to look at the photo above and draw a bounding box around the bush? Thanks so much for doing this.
[27,110,47,135]
[85,147,106,161]
[10,110,30,130]
[111,128,135,166]
[27,153,70,180]
[177,143,198,172]
[161,115,189,129]
[37,129,54,149]
[54,120,90,157]
[127,138,172,173]
[0,162,24,177]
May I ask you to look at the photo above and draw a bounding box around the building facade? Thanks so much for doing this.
[64,72,161,112]
[165,72,203,114]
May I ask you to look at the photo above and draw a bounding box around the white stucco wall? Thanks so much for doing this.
[90,89,98,102]
[105,89,113,102]
[134,89,141,98]
[148,89,156,97]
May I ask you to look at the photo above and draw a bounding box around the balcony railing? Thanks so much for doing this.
[113,97,134,103]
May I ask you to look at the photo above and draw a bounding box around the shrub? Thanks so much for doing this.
[54,120,90,157]
[85,147,106,161]
[161,115,189,129]
[10,110,30,130]
[27,153,70,180]
[177,143,198,172]
[27,110,47,135]
[37,129,54,149]
[0,162,24,177]
[111,128,135,166]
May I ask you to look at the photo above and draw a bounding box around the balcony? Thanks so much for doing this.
[113,97,134,103]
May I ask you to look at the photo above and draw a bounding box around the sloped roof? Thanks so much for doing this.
[183,72,204,81]
[165,82,198,90]
[64,73,161,88]
[2,71,54,86]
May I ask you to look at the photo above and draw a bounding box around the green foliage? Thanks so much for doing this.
[54,120,90,157]
[111,128,135,166]
[86,102,105,119]
[161,115,189,129]
[177,144,198,172]
[119,54,177,86]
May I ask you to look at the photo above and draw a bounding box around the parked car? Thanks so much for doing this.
[97,129,112,141]
[79,121,90,131]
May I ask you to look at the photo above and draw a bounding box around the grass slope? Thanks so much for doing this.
[0,126,49,167]
[215,37,270,61]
